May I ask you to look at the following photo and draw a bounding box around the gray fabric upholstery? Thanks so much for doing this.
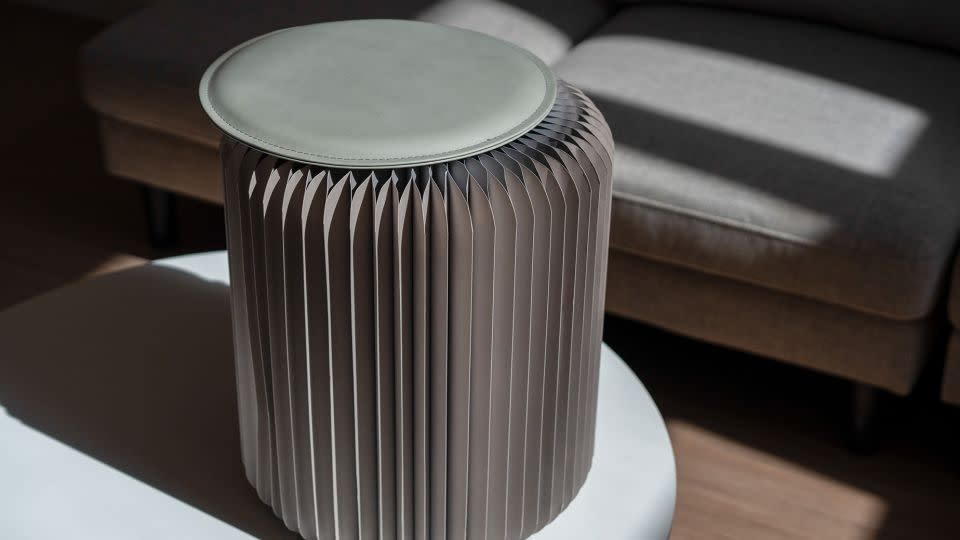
[82,0,612,152]
[943,331,960,404]
[418,0,610,65]
[13,0,154,21]
[82,0,435,149]
[616,1,960,55]
[555,6,960,321]
[606,250,937,395]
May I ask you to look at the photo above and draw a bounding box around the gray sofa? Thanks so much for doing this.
[81,0,960,418]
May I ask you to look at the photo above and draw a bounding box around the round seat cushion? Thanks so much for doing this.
[199,19,557,168]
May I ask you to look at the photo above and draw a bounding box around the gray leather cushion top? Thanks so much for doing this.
[555,6,960,320]
[199,20,556,167]
[82,0,611,148]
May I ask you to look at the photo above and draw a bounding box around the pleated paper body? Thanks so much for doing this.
[220,82,613,540]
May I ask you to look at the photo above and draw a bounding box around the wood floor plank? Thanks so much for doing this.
[672,421,887,540]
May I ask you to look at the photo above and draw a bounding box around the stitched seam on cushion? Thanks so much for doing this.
[612,189,944,264]
[202,44,556,163]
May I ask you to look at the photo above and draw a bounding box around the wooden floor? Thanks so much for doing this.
[605,316,960,540]
[1,4,958,540]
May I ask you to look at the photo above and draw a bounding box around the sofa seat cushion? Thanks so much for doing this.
[82,0,611,149]
[555,6,960,320]
[616,0,960,55]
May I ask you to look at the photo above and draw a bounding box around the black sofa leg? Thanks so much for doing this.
[849,382,882,454]
[143,186,178,249]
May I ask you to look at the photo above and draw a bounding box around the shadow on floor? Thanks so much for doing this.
[604,314,960,540]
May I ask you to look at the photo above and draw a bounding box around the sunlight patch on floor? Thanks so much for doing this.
[666,419,887,540]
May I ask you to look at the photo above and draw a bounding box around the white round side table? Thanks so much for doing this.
[0,251,675,539]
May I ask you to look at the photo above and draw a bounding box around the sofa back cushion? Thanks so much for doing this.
[616,1,960,53]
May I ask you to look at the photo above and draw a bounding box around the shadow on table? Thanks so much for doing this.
[0,265,298,538]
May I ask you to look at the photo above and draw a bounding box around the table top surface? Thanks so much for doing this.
[200,20,557,168]
[0,251,674,539]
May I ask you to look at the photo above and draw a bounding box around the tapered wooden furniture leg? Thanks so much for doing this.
[143,186,177,249]
[849,382,883,454]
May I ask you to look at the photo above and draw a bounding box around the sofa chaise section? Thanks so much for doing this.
[554,6,960,395]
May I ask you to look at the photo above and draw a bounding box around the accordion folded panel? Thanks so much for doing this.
[202,19,614,540]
